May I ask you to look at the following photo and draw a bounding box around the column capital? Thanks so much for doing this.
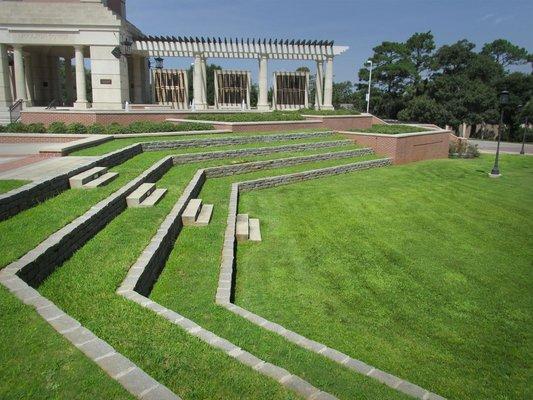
[73,45,85,52]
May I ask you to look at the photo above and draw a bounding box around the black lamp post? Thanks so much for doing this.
[490,90,509,177]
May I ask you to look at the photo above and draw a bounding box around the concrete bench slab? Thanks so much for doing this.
[126,183,155,208]
[236,214,249,242]
[139,188,167,207]
[182,199,202,226]
[69,166,107,188]
[194,204,213,226]
[84,172,118,188]
[249,218,262,242]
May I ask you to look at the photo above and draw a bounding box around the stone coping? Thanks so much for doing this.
[167,118,323,126]
[214,160,447,400]
[339,128,449,138]
[300,113,368,119]
[0,133,96,139]
[40,135,113,155]
[114,129,231,138]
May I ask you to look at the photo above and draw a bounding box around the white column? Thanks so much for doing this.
[74,46,88,109]
[322,56,334,110]
[201,57,207,106]
[0,44,12,109]
[193,54,207,110]
[132,55,143,103]
[315,60,324,110]
[64,56,74,106]
[257,55,269,111]
[24,52,34,106]
[13,45,28,105]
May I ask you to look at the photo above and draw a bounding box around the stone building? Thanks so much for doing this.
[0,0,348,122]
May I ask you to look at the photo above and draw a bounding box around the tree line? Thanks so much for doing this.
[333,33,532,141]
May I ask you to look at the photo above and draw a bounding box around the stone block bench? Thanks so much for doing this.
[236,214,261,242]
[69,166,118,189]
[126,183,167,208]
[182,198,213,227]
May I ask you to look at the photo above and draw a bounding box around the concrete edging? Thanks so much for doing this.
[215,159,447,400]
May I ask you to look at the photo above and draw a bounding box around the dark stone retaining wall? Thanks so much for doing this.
[0,144,142,222]
[171,140,352,165]
[142,131,333,151]
[11,156,172,287]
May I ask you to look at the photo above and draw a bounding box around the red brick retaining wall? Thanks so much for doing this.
[0,135,80,143]
[211,121,322,133]
[340,130,450,164]
[302,115,374,131]
[21,111,194,126]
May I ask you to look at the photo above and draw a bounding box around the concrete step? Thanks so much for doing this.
[139,188,167,207]
[83,172,118,188]
[126,183,155,208]
[69,166,107,188]
[194,204,213,226]
[249,218,262,242]
[236,214,249,243]
[182,199,202,226]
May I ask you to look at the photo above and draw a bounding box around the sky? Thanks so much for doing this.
[126,0,533,83]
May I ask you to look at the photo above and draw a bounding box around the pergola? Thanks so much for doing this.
[133,36,349,110]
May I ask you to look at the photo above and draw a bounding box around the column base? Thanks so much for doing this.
[488,173,501,178]
[194,102,208,111]
[74,101,90,110]
[321,105,334,111]
[257,104,270,112]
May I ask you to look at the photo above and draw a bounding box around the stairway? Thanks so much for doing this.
[69,167,118,189]
[236,214,262,243]
[126,183,167,208]
[182,199,214,226]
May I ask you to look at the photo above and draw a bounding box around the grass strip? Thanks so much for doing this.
[0,180,30,194]
[352,124,429,134]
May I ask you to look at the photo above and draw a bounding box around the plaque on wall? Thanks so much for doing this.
[100,79,112,85]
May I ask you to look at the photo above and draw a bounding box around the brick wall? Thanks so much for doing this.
[302,115,374,131]
[0,135,81,143]
[341,131,450,164]
[212,121,323,133]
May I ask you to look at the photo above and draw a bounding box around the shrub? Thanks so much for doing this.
[128,121,155,133]
[26,123,46,133]
[47,122,67,133]
[0,125,5,133]
[174,122,214,131]
[449,140,479,158]
[6,122,28,133]
[66,123,87,134]
[87,123,106,134]
[105,123,128,135]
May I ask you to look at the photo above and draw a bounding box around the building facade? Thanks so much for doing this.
[0,0,348,122]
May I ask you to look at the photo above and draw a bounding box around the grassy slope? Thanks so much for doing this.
[72,129,329,156]
[236,155,533,399]
[355,124,429,134]
[0,180,29,194]
[0,286,132,400]
[0,137,350,269]
[35,154,407,400]
[151,155,408,400]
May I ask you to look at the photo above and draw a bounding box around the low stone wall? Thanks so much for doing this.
[171,140,352,164]
[8,156,172,287]
[340,130,451,164]
[142,131,333,151]
[301,114,373,131]
[0,143,142,221]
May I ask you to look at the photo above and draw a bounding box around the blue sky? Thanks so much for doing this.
[127,0,533,83]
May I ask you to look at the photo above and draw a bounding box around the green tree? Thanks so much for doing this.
[481,39,529,69]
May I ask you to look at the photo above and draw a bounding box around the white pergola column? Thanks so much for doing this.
[0,44,12,109]
[24,52,34,106]
[74,46,88,109]
[257,55,269,111]
[13,45,28,105]
[315,60,324,110]
[201,57,207,105]
[132,55,143,103]
[322,56,334,110]
[64,56,74,106]
[193,54,207,110]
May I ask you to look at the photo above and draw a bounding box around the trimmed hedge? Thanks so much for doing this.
[352,124,429,134]
[0,121,214,134]
[186,111,306,122]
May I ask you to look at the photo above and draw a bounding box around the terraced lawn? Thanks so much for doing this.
[235,154,533,400]
[72,129,328,156]
[6,148,391,399]
[0,179,29,194]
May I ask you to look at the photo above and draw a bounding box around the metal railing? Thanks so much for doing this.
[9,99,23,123]
[46,99,57,109]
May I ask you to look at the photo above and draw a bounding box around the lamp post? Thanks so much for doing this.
[365,60,373,114]
[154,57,164,69]
[490,90,509,178]
[520,115,528,155]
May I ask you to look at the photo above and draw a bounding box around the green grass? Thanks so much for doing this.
[0,180,29,194]
[185,111,306,122]
[35,152,399,399]
[353,124,429,134]
[0,286,132,400]
[0,137,349,269]
[235,155,533,400]
[71,130,342,156]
